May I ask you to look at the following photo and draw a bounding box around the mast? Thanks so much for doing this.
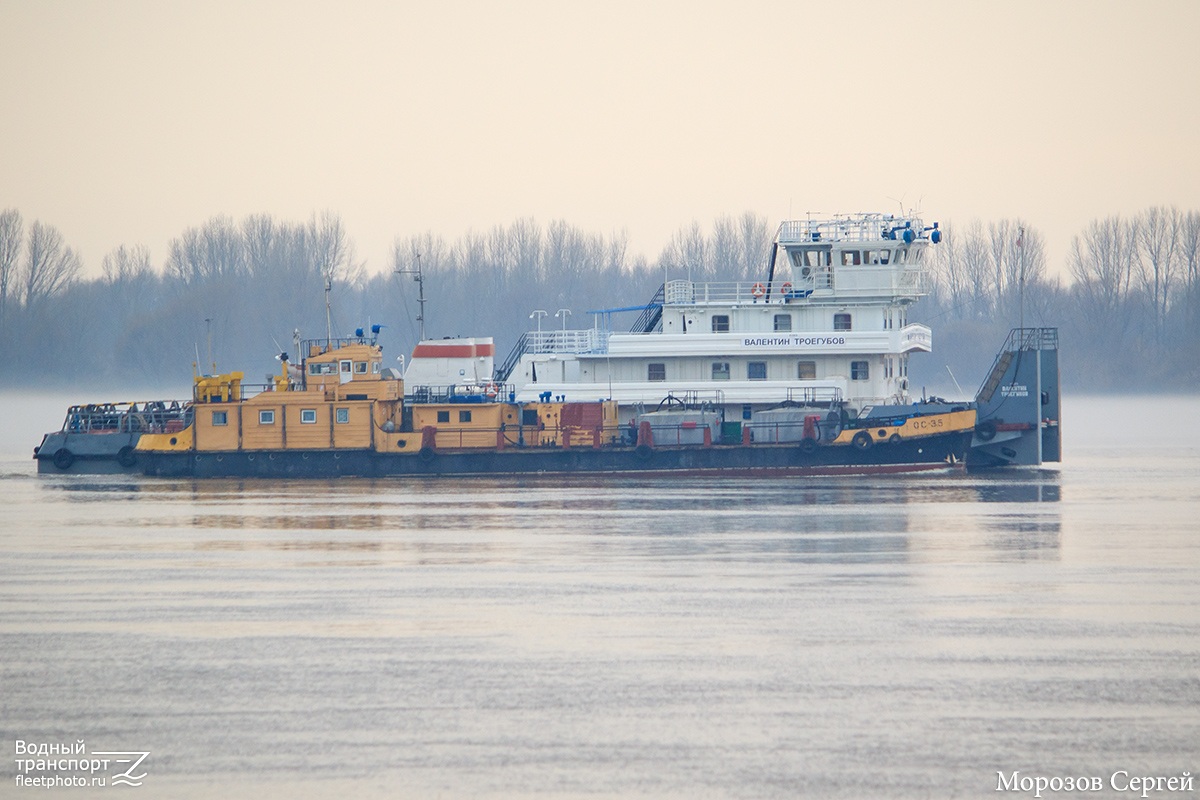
[396,253,426,341]
[1018,226,1026,334]
[324,275,333,343]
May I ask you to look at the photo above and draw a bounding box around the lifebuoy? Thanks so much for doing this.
[851,431,873,450]
[751,282,766,298]
[780,282,793,295]
[484,383,499,399]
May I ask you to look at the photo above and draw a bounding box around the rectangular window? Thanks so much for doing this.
[372,362,381,374]
[354,361,367,374]
[335,408,349,424]
[773,314,792,332]
[841,250,861,266]
[648,363,666,381]
[340,360,352,374]
[851,361,870,380]
[748,361,767,380]
[458,410,472,423]
[712,362,730,381]
[711,315,730,333]
[212,410,228,426]
[436,410,450,423]
[259,410,275,425]
[797,360,816,380]
[300,409,317,424]
[834,313,852,331]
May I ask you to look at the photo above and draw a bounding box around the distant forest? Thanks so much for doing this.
[1,206,1198,396]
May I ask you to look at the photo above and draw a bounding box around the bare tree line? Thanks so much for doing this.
[920,207,1200,390]
[0,206,1197,393]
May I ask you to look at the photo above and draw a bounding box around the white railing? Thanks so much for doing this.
[663,270,927,305]
[778,213,930,244]
[524,329,611,354]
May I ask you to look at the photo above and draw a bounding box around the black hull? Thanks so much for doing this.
[34,432,142,474]
[139,432,972,479]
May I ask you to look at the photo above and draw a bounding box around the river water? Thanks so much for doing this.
[1,395,1198,798]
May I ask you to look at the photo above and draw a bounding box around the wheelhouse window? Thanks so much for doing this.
[372,362,381,374]
[841,250,862,266]
[309,362,335,375]
[335,408,349,424]
[711,315,730,333]
[773,314,792,332]
[834,313,852,331]
[300,409,317,424]
[797,361,816,380]
[648,363,666,381]
[212,410,228,426]
[712,362,730,381]
[259,410,275,425]
[748,362,767,381]
[436,410,450,423]
[797,248,831,267]
[340,360,352,374]
[354,361,367,374]
[851,361,870,380]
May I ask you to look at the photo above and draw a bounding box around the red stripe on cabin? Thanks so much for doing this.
[411,343,495,358]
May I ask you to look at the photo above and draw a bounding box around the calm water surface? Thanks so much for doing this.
[2,395,1198,798]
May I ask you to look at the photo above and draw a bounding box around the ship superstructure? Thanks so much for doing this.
[500,213,939,423]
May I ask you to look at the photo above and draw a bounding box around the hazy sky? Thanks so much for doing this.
[2,0,1198,279]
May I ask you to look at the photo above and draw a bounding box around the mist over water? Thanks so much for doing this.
[2,395,1198,798]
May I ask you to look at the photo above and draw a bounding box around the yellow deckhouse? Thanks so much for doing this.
[139,336,406,455]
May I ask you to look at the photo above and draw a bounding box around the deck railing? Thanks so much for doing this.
[778,215,932,244]
[661,272,927,304]
[62,400,191,434]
